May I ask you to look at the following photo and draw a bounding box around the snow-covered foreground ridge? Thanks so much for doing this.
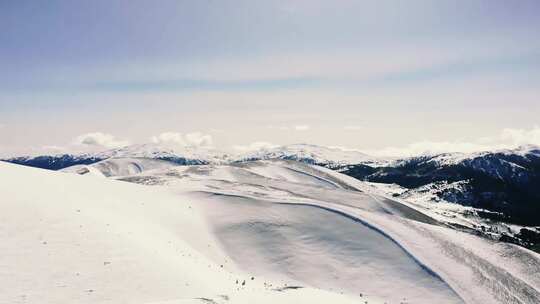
[0,161,361,304]
[2,159,540,304]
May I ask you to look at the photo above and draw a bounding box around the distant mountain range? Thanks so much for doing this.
[2,143,381,170]
[4,143,233,170]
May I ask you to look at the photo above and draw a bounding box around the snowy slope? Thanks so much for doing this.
[5,144,540,248]
[0,161,365,304]
[87,158,540,304]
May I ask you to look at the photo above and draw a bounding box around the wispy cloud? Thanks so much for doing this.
[266,124,311,131]
[266,125,291,131]
[498,127,540,147]
[15,36,538,95]
[72,40,540,93]
[151,132,213,148]
[233,141,278,152]
[74,132,130,149]
[294,125,310,131]
[90,77,320,92]
[208,128,225,134]
[343,125,364,131]
[362,126,540,157]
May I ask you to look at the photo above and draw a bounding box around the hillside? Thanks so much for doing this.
[16,158,540,303]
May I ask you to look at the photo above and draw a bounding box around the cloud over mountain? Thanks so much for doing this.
[151,132,213,148]
[74,132,130,149]
[233,141,279,152]
[363,126,540,157]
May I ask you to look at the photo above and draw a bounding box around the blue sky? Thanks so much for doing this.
[1,0,540,156]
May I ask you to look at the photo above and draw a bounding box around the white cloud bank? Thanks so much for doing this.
[363,126,540,157]
[233,141,279,152]
[151,132,213,148]
[5,126,539,159]
[267,125,311,131]
[294,125,310,131]
[343,125,364,131]
[499,127,540,146]
[10,131,213,156]
[74,132,130,149]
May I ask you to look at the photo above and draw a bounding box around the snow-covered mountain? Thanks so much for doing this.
[4,153,103,170]
[389,145,540,184]
[3,143,233,170]
[342,145,540,233]
[93,143,234,164]
[237,143,384,167]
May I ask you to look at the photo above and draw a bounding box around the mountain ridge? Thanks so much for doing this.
[4,143,538,171]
